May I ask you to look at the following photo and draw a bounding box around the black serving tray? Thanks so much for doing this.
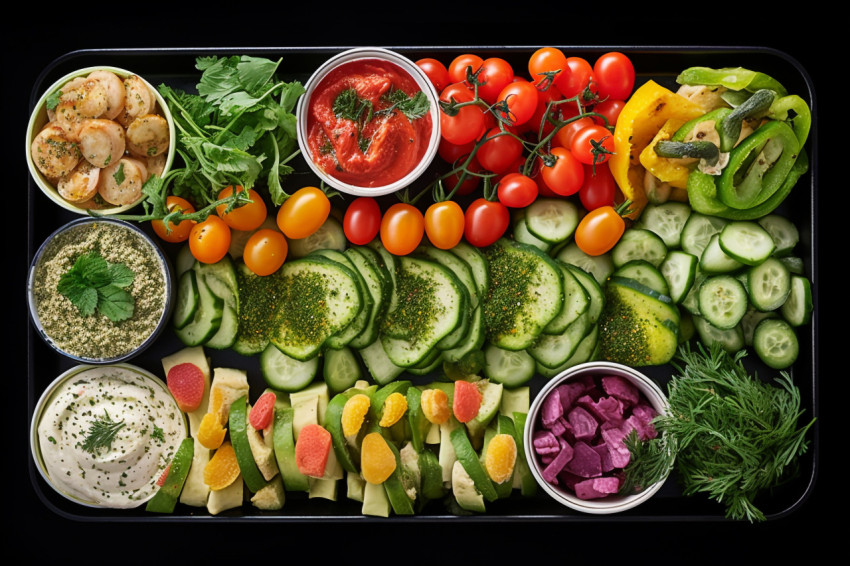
[25,46,819,523]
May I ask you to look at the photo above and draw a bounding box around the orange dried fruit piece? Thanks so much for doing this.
[421,388,450,424]
[453,380,482,423]
[360,432,396,485]
[198,411,227,450]
[341,394,371,438]
[166,362,206,413]
[379,392,408,428]
[204,441,241,491]
[295,423,332,478]
[484,433,517,484]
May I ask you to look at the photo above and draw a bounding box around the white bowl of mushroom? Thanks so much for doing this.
[25,66,176,215]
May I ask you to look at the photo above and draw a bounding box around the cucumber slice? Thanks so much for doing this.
[260,344,320,392]
[555,242,615,286]
[718,221,776,266]
[753,318,799,369]
[483,343,536,388]
[566,264,605,324]
[741,307,777,346]
[681,212,728,258]
[543,261,590,335]
[637,201,691,249]
[530,312,592,369]
[287,216,346,258]
[323,347,363,394]
[693,315,745,353]
[781,275,813,326]
[358,339,405,385]
[512,211,551,252]
[659,250,698,304]
[698,275,748,330]
[700,233,744,273]
[524,198,580,244]
[758,214,799,257]
[175,244,196,277]
[614,259,670,296]
[450,241,490,300]
[172,269,199,330]
[611,228,668,268]
[173,268,224,347]
[747,257,791,311]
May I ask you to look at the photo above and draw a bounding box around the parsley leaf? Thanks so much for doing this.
[113,162,126,186]
[46,89,63,111]
[379,89,430,120]
[57,252,136,322]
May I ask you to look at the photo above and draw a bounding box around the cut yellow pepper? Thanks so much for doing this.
[639,118,693,189]
[609,80,704,219]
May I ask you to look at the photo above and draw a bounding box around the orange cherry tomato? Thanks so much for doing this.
[425,200,465,250]
[243,229,288,276]
[380,203,424,256]
[574,203,627,256]
[189,215,232,264]
[277,186,331,240]
[152,196,196,243]
[216,186,267,231]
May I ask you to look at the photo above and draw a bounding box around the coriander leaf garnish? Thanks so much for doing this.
[46,89,63,111]
[113,162,126,186]
[79,410,126,455]
[57,251,136,322]
[378,89,430,120]
[333,88,373,124]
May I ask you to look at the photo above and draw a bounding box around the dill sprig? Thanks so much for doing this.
[622,342,815,522]
[79,410,126,455]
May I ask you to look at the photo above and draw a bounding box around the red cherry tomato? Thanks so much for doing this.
[592,98,626,128]
[570,124,616,166]
[243,229,288,276]
[476,57,514,105]
[464,198,510,247]
[416,58,450,92]
[497,79,538,126]
[152,196,196,243]
[448,53,483,84]
[425,200,465,249]
[579,162,617,211]
[216,186,267,232]
[440,82,486,146]
[540,146,584,196]
[380,203,424,256]
[476,128,523,174]
[528,47,569,90]
[523,83,562,137]
[343,197,381,245]
[497,173,539,208]
[555,57,594,99]
[593,52,635,101]
[554,116,595,150]
[443,154,484,196]
[438,138,475,165]
[276,186,331,240]
[189,215,231,264]
[574,204,627,256]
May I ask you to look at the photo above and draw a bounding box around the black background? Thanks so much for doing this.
[10,9,837,563]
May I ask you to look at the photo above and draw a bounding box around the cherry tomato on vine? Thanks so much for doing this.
[579,162,617,211]
[497,173,538,208]
[438,138,475,165]
[570,124,616,166]
[243,229,288,276]
[556,57,594,100]
[464,198,510,247]
[523,83,562,137]
[416,58,450,92]
[476,128,523,174]
[152,195,196,243]
[554,116,595,151]
[448,53,483,84]
[443,154,484,196]
[440,82,486,146]
[592,98,626,128]
[425,200,465,249]
[276,186,331,240]
[381,203,424,256]
[497,79,538,126]
[216,186,267,231]
[540,146,584,196]
[343,197,381,245]
[574,203,628,256]
[593,52,635,101]
[189,214,231,264]
[528,47,569,90]
[476,57,514,105]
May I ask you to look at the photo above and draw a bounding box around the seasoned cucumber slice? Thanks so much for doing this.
[747,257,791,311]
[753,318,799,369]
[524,198,580,244]
[611,228,668,268]
[698,275,748,330]
[718,221,776,266]
[637,201,692,249]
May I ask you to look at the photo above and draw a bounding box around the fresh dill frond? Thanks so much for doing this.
[79,410,126,454]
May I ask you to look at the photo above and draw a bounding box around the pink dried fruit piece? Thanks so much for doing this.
[601,427,631,469]
[593,443,615,473]
[567,406,598,442]
[166,363,205,413]
[541,391,563,427]
[541,438,575,484]
[578,394,625,427]
[532,430,560,455]
[601,375,640,406]
[564,441,602,479]
[574,477,621,500]
[555,378,594,413]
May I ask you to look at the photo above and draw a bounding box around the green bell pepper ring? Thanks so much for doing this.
[718,120,800,210]
[676,66,788,97]
[769,94,812,147]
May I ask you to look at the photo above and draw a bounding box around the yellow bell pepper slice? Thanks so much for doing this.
[609,80,704,218]
[639,118,693,189]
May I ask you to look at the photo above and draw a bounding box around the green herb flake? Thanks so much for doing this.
[151,425,165,442]
[46,89,62,111]
[113,162,126,186]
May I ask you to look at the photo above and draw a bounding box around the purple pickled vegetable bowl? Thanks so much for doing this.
[524,361,672,514]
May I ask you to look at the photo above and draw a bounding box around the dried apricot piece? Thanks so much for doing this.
[166,363,206,413]
[197,411,227,450]
[484,433,517,484]
[295,423,332,478]
[420,388,450,424]
[453,380,482,423]
[360,432,397,484]
[379,392,408,428]
[248,391,276,431]
[204,441,241,491]
[341,394,371,438]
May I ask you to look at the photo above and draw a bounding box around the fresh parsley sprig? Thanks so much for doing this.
[57,252,135,322]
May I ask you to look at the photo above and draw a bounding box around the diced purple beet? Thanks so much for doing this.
[533,430,560,455]
[540,454,555,465]
[549,416,569,437]
[541,391,563,428]
[568,406,598,442]
[556,377,595,411]
[624,414,658,441]
[574,477,621,500]
[601,375,640,406]
[541,438,575,483]
[578,395,625,427]
[564,441,602,478]
[601,427,631,468]
[593,442,615,472]
[557,469,584,491]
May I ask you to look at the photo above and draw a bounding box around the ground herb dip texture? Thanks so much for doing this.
[32,221,167,360]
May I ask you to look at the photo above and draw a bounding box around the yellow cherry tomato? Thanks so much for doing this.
[189,215,232,264]
[152,196,196,243]
[276,186,331,240]
[216,186,267,231]
[243,229,288,276]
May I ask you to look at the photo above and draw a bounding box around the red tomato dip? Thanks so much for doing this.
[306,58,433,188]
